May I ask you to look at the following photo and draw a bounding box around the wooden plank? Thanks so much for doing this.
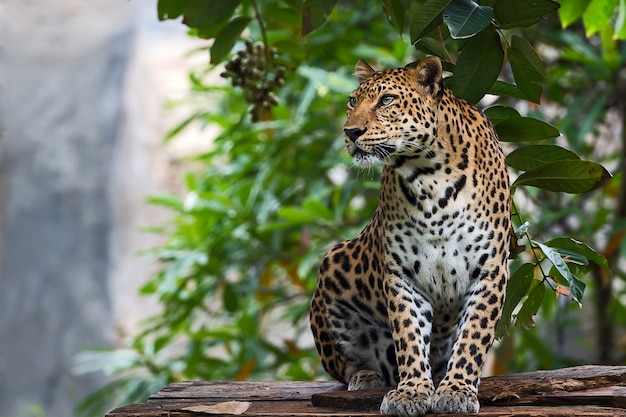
[311,387,388,410]
[150,381,346,402]
[106,366,626,416]
[173,400,382,416]
[107,402,626,417]
[311,366,626,409]
[524,386,626,408]
[480,365,626,402]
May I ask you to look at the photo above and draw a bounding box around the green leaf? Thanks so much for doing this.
[210,17,252,64]
[494,0,560,29]
[443,0,494,39]
[514,280,545,329]
[508,36,545,103]
[558,0,591,27]
[237,312,259,337]
[487,81,528,100]
[506,144,580,171]
[410,0,452,43]
[165,111,206,142]
[614,0,626,39]
[582,0,618,36]
[449,27,503,103]
[182,0,241,29]
[302,0,338,35]
[272,198,334,228]
[545,237,609,268]
[223,283,240,313]
[495,117,559,142]
[157,0,191,20]
[484,105,521,125]
[147,193,184,212]
[512,160,612,194]
[382,0,410,34]
[496,263,534,338]
[533,241,586,305]
[302,198,334,220]
[414,37,450,59]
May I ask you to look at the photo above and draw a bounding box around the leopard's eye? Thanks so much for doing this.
[380,95,395,106]
[348,96,357,107]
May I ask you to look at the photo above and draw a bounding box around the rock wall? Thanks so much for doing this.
[0,1,207,416]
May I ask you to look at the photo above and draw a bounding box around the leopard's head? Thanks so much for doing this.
[344,56,443,167]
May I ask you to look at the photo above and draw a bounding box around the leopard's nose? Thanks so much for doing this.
[344,127,367,142]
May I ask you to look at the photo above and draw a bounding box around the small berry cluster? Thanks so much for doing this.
[221,40,286,122]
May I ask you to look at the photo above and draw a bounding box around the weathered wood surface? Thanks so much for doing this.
[106,365,626,416]
[311,365,626,410]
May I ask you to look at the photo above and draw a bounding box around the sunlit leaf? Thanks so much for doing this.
[582,0,618,36]
[442,0,494,39]
[496,117,559,142]
[147,193,184,212]
[545,237,609,268]
[512,160,612,193]
[514,221,530,239]
[302,198,334,220]
[558,0,591,27]
[410,0,452,43]
[534,241,586,305]
[615,0,626,39]
[506,144,580,171]
[449,27,503,103]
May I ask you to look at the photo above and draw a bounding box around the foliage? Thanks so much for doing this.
[78,0,625,415]
[498,0,626,369]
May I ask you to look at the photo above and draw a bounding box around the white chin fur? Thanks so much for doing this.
[352,154,381,167]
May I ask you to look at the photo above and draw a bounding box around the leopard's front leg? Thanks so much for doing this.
[379,273,434,417]
[430,267,506,414]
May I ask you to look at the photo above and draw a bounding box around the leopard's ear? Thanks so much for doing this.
[414,56,443,96]
[354,59,375,84]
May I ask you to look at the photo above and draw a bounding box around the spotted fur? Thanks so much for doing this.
[309,56,511,416]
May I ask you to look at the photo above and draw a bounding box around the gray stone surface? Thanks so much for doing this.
[0,1,207,416]
[0,2,132,415]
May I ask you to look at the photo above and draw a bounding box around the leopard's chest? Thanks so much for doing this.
[381,179,493,308]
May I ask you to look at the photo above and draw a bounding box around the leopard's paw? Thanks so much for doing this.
[380,388,430,417]
[430,384,479,414]
[348,370,384,390]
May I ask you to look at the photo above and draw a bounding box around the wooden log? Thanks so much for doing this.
[480,365,626,402]
[150,380,346,402]
[106,366,626,417]
[310,366,626,410]
[106,403,626,417]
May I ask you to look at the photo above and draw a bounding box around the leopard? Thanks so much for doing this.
[309,56,511,416]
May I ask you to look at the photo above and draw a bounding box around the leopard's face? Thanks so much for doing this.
[344,58,443,167]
